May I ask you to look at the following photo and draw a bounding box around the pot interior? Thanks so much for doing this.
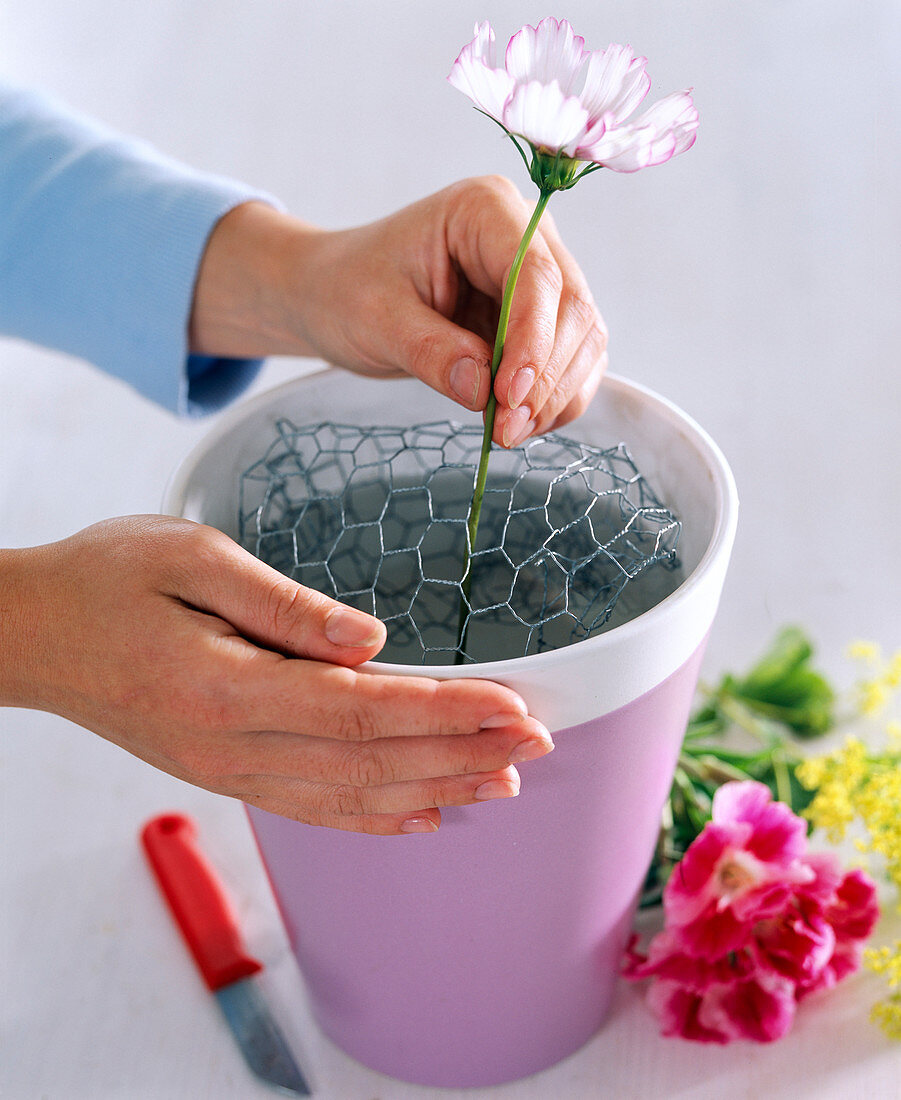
[168,371,728,670]
[239,420,685,665]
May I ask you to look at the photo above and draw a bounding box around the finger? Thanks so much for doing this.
[445,176,562,377]
[496,336,606,447]
[512,298,606,440]
[492,213,607,444]
[492,326,604,448]
[206,717,553,789]
[168,525,386,666]
[489,232,564,427]
[391,297,494,412]
[240,794,444,836]
[234,661,533,742]
[489,206,567,416]
[235,763,522,820]
[546,350,608,433]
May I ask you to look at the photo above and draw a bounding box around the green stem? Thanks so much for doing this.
[455,189,554,660]
[715,694,779,746]
[771,746,794,808]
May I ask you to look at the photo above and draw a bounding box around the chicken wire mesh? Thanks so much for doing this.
[239,419,682,665]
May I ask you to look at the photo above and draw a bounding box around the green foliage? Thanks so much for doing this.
[722,627,835,738]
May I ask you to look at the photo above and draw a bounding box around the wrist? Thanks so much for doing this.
[0,546,50,710]
[189,201,325,359]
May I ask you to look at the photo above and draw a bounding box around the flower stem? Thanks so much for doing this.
[456,189,553,660]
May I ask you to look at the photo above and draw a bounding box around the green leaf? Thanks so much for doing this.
[738,626,812,692]
[729,626,835,738]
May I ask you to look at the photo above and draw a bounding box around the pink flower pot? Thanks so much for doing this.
[165,371,738,1087]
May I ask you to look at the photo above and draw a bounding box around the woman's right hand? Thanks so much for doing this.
[189,179,608,450]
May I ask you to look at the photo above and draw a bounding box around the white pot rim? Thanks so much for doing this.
[164,369,738,718]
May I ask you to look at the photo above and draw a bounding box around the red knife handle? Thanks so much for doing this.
[141,813,262,992]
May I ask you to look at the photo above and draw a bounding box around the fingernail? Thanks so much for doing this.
[400,817,439,834]
[502,406,535,448]
[479,710,527,729]
[474,775,521,801]
[508,367,535,409]
[508,734,555,764]
[325,606,382,647]
[449,358,481,407]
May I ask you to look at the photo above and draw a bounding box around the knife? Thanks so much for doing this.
[140,812,311,1097]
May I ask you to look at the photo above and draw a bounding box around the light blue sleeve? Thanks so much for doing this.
[0,81,282,416]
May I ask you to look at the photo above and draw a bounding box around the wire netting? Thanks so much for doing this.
[239,419,682,665]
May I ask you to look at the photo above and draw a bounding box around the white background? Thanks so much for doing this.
[1,2,899,1098]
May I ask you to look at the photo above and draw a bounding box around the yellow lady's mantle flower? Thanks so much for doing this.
[846,642,901,716]
[798,641,901,1040]
[865,941,901,1040]
[797,737,901,895]
[847,639,882,662]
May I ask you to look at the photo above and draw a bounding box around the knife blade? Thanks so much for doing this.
[140,812,311,1096]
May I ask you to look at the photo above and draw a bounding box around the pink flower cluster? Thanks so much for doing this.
[624,781,879,1043]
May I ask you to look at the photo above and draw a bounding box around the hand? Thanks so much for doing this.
[0,517,553,834]
[189,178,608,448]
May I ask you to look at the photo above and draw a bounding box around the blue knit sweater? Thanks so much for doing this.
[0,81,277,415]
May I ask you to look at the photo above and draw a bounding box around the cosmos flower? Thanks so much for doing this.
[448,17,698,181]
[448,19,698,642]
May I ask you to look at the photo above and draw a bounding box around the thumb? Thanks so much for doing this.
[394,300,493,413]
[175,527,386,666]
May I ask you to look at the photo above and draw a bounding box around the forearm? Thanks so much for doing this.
[0,81,277,415]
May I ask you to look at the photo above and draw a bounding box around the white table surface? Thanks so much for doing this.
[2,2,900,1097]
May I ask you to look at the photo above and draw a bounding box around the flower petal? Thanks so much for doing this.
[661,823,738,925]
[702,972,797,1043]
[679,899,755,959]
[576,122,657,172]
[824,868,880,941]
[730,879,800,924]
[502,79,590,152]
[608,62,653,124]
[647,981,732,1044]
[580,44,650,123]
[625,928,754,989]
[580,88,699,171]
[798,938,864,997]
[504,17,587,95]
[713,781,808,865]
[447,21,515,122]
[795,851,844,906]
[753,911,837,987]
[630,89,700,158]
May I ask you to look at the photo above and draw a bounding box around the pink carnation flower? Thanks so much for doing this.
[625,781,879,1044]
[662,781,816,958]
